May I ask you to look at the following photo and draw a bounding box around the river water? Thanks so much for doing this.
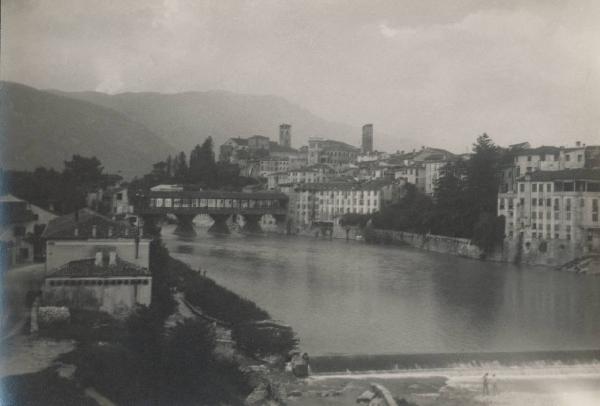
[163,225,600,356]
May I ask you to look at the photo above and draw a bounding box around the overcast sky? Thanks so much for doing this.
[2,0,599,152]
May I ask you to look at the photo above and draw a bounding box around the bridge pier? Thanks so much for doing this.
[208,214,231,234]
[242,214,263,234]
[141,214,161,237]
[174,214,196,237]
[273,214,288,235]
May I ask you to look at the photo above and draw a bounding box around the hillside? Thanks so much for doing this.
[51,89,394,153]
[0,82,176,178]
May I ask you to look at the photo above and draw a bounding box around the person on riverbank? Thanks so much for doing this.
[491,374,498,395]
[482,373,490,395]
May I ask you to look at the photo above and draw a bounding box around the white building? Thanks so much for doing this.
[291,180,399,227]
[42,208,148,271]
[42,251,152,316]
[497,169,600,252]
[0,194,57,267]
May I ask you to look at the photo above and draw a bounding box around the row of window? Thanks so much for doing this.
[150,198,281,209]
[48,278,150,287]
[500,197,599,211]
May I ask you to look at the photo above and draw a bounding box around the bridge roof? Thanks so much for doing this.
[147,190,288,200]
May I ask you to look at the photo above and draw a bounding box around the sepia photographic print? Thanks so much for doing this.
[1,1,600,405]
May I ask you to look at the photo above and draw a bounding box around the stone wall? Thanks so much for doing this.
[367,229,486,260]
[502,237,586,267]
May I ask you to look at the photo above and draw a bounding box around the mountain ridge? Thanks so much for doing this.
[0,81,176,178]
[49,88,410,153]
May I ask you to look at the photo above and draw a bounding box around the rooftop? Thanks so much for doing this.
[42,208,136,239]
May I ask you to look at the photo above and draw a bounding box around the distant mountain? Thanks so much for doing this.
[1,82,176,178]
[51,89,392,153]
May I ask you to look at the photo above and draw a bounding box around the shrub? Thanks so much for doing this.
[232,321,298,358]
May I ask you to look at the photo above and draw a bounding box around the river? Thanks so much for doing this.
[162,225,600,356]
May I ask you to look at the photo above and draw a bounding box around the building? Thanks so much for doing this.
[307,138,360,167]
[500,143,600,193]
[0,194,57,267]
[42,208,148,271]
[259,158,290,177]
[279,124,292,148]
[266,172,291,190]
[497,169,600,253]
[288,164,335,185]
[42,251,152,316]
[219,137,249,163]
[291,180,399,227]
[248,135,271,151]
[361,124,373,154]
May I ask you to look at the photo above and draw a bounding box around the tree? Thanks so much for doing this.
[63,155,104,187]
[432,159,469,237]
[189,137,216,185]
[173,151,188,182]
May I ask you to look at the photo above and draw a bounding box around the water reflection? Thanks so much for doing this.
[162,225,600,355]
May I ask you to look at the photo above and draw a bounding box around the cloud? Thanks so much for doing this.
[379,23,400,38]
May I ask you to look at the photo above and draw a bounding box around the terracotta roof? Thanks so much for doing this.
[48,257,149,278]
[516,146,561,156]
[42,208,136,239]
[295,179,394,191]
[520,169,600,182]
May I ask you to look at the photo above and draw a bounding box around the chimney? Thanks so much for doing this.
[108,251,117,267]
[74,227,79,237]
[576,141,581,147]
[108,227,113,237]
[92,225,97,238]
[95,252,102,266]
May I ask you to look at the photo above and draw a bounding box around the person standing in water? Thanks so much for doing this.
[491,374,498,395]
[482,373,490,395]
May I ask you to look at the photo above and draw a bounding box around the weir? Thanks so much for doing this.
[309,349,600,374]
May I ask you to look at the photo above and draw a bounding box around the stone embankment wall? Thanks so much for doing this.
[366,228,486,260]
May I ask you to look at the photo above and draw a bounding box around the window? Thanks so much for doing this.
[566,199,571,211]
[532,232,537,239]
[526,167,532,173]
[566,212,571,221]
[532,198,537,206]
[578,154,583,162]
[527,155,532,161]
[566,154,570,161]
[554,198,560,210]
[532,184,537,192]
[499,198,505,210]
[546,198,551,207]
[546,184,551,192]
[519,183,525,193]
